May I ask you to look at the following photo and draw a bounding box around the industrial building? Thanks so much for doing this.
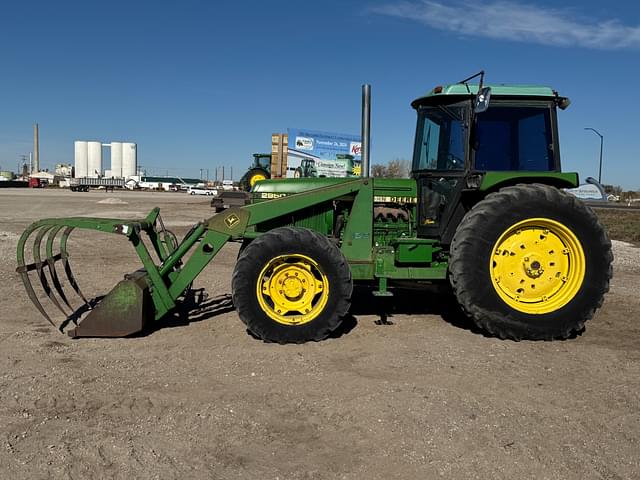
[74,140,137,179]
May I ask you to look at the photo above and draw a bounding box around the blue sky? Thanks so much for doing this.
[1,0,638,188]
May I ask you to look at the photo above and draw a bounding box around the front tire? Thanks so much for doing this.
[449,184,612,340]
[232,227,352,343]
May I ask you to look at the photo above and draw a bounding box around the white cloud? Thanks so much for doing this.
[372,1,640,50]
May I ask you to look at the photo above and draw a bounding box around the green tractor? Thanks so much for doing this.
[17,76,612,343]
[239,153,271,191]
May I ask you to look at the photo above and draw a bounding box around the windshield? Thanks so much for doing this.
[256,156,271,169]
[413,104,467,171]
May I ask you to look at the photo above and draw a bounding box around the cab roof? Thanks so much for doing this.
[411,84,559,109]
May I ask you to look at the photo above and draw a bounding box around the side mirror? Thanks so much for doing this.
[474,86,491,113]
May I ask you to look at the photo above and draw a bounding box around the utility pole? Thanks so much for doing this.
[584,127,604,184]
[19,155,29,176]
[33,123,39,173]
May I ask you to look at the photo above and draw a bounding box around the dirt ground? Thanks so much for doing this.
[0,189,638,480]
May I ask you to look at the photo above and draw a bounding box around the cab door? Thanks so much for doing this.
[412,101,470,239]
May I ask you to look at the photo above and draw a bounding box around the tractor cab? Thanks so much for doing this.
[411,82,572,243]
[253,153,272,171]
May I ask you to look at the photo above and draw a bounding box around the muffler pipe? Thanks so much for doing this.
[361,84,371,178]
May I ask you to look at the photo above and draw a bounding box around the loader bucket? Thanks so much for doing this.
[15,209,184,337]
[65,271,152,338]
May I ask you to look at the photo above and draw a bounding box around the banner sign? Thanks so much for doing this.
[286,128,362,178]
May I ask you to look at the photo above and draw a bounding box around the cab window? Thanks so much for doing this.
[474,106,555,171]
[413,105,467,171]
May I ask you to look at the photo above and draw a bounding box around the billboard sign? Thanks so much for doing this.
[287,128,362,178]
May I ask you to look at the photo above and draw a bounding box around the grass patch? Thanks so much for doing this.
[593,208,640,245]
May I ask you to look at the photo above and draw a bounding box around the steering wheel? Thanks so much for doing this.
[445,153,463,170]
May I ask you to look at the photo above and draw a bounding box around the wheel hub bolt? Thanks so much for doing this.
[524,256,544,278]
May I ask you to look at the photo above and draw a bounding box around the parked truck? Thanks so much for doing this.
[70,177,126,192]
[28,177,47,188]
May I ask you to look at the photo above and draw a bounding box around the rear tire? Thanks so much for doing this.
[232,227,352,343]
[449,184,612,340]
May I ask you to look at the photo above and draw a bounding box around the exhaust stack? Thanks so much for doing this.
[361,84,371,178]
[33,123,39,173]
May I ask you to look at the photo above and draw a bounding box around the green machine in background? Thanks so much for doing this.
[17,73,612,343]
[238,153,272,191]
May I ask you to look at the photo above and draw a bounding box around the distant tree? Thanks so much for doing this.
[386,159,411,178]
[603,184,623,196]
[371,164,387,177]
[371,159,411,178]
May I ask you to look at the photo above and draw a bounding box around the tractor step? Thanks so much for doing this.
[372,290,394,297]
[372,277,394,297]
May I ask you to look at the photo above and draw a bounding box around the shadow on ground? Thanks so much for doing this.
[348,284,484,336]
[65,285,491,340]
[145,288,235,335]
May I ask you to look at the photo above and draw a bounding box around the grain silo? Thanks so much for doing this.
[122,142,137,178]
[74,141,89,178]
[110,142,123,178]
[87,141,103,177]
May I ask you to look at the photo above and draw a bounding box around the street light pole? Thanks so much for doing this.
[584,127,604,184]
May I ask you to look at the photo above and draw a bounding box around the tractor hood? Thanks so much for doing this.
[251,177,417,202]
[251,177,355,197]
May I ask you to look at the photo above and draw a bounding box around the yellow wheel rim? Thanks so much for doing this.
[249,173,266,188]
[256,254,329,325]
[490,218,585,314]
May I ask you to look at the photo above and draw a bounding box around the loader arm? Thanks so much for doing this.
[157,178,367,301]
[17,179,368,337]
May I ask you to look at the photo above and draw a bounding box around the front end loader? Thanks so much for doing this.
[17,75,613,342]
[16,180,370,338]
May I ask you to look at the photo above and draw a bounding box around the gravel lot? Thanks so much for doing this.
[0,189,638,479]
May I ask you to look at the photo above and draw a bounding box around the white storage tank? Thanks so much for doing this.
[122,142,137,178]
[110,142,123,178]
[87,141,102,177]
[74,141,89,178]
